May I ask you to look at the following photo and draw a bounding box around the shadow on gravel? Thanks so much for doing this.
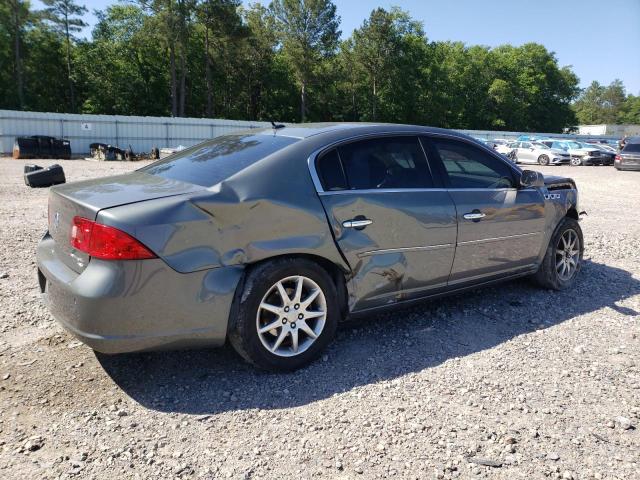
[97,259,640,415]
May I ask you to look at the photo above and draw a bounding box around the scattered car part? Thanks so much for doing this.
[13,136,71,160]
[24,164,66,188]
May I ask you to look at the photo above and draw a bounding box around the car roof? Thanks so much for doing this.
[248,122,473,143]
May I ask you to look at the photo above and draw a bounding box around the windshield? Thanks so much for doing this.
[532,142,549,149]
[566,141,582,149]
[141,133,299,187]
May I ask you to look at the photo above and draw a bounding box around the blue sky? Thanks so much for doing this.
[34,0,640,94]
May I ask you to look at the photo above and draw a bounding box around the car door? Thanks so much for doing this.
[517,142,535,163]
[423,135,546,284]
[314,135,458,311]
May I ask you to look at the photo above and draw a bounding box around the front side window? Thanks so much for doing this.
[431,138,515,189]
[337,136,433,190]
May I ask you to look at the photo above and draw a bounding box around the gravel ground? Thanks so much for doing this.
[0,158,638,480]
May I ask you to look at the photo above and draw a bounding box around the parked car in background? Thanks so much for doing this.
[36,123,584,371]
[579,142,614,165]
[494,140,517,161]
[539,140,603,166]
[512,141,570,165]
[585,140,617,153]
[615,137,640,171]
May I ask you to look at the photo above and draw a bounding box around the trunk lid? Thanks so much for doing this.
[47,171,205,273]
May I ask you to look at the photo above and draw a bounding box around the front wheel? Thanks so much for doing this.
[570,157,583,166]
[538,155,549,166]
[532,217,583,290]
[228,258,339,371]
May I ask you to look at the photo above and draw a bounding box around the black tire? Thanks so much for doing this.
[228,258,340,372]
[538,154,549,166]
[532,217,583,290]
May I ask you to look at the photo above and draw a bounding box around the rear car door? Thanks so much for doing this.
[423,136,546,284]
[314,135,457,311]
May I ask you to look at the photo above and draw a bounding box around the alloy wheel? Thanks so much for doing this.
[256,275,327,357]
[570,157,582,166]
[555,229,580,281]
[538,155,549,166]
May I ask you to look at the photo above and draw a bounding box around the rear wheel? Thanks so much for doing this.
[228,258,339,371]
[532,217,583,290]
[538,155,549,166]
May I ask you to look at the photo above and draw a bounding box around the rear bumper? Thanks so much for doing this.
[37,232,243,354]
[615,164,640,171]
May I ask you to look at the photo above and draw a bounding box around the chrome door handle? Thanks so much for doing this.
[343,219,373,229]
[463,212,486,220]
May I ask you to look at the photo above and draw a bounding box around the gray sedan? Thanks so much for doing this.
[37,124,584,371]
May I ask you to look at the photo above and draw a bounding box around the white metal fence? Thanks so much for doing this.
[1,109,619,156]
[0,110,270,155]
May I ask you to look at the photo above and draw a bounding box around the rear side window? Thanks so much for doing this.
[141,134,299,187]
[317,149,347,191]
[431,138,515,189]
[623,143,640,153]
[337,136,433,190]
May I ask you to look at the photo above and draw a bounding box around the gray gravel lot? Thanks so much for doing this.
[0,158,638,479]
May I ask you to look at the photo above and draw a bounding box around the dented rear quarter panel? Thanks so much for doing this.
[97,139,350,275]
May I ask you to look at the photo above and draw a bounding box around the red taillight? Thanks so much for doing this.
[614,154,621,161]
[70,216,157,260]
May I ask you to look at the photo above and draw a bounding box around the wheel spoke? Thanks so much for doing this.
[258,319,282,334]
[276,281,290,303]
[301,288,321,307]
[298,320,317,339]
[259,302,281,316]
[290,329,299,353]
[556,258,564,270]
[561,262,567,277]
[271,328,288,352]
[304,310,324,320]
[293,276,304,303]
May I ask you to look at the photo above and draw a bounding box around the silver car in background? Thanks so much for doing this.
[513,141,570,166]
[540,140,603,166]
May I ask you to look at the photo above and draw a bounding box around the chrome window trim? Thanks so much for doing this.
[307,129,523,194]
[318,187,533,196]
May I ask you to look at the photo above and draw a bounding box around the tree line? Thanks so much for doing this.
[1,0,639,132]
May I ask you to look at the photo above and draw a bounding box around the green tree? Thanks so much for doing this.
[618,94,640,124]
[573,79,627,124]
[270,0,340,121]
[41,0,88,112]
[2,0,31,108]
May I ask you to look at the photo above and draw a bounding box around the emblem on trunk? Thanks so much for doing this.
[53,212,60,231]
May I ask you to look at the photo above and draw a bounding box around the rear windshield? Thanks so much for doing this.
[623,143,640,153]
[141,133,299,187]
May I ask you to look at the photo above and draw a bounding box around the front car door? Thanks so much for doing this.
[423,135,546,285]
[313,135,458,311]
[517,142,535,163]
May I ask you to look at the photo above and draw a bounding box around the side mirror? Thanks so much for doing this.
[520,170,545,188]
